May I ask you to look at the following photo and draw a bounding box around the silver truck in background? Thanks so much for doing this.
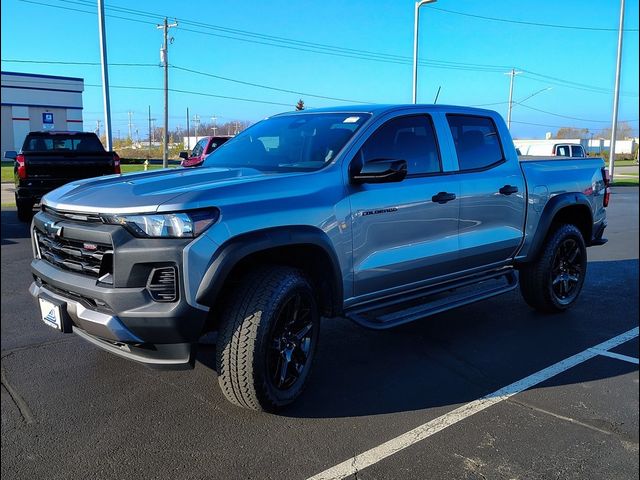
[29,105,609,411]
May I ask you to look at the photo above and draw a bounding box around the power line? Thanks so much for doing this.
[428,5,639,32]
[171,65,371,104]
[517,104,639,123]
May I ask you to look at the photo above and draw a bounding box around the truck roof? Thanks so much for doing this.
[275,104,500,117]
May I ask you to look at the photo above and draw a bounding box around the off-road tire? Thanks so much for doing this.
[216,266,320,411]
[519,224,587,313]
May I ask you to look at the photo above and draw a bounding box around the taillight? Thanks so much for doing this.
[113,153,121,174]
[602,167,611,207]
[16,154,27,180]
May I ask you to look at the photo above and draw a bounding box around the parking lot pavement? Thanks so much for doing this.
[1,188,638,480]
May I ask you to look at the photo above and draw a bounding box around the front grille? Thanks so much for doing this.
[36,230,112,277]
[41,205,102,223]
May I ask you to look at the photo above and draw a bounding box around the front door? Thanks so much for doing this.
[348,114,460,299]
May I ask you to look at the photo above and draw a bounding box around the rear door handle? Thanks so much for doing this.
[499,185,519,195]
[431,192,457,204]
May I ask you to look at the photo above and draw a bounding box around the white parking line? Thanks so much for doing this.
[589,347,639,365]
[307,327,639,480]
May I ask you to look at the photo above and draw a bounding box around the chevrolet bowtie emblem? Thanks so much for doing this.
[43,220,63,238]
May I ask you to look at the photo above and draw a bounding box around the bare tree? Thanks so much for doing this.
[295,99,305,111]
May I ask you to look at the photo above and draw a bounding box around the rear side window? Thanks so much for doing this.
[447,115,504,171]
[359,115,441,175]
[571,145,585,157]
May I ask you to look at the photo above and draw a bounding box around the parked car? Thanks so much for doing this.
[29,105,609,411]
[5,131,120,221]
[513,140,587,157]
[179,136,232,167]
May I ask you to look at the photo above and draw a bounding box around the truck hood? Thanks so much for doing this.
[42,166,278,214]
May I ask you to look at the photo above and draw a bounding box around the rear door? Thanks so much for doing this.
[446,114,526,270]
[348,113,460,299]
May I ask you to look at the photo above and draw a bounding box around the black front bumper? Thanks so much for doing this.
[30,210,209,367]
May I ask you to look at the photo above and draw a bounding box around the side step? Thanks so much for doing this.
[346,269,518,330]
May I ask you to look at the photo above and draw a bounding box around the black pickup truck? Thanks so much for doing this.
[5,131,121,221]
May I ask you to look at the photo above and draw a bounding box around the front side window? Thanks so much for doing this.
[203,113,370,172]
[447,115,504,171]
[357,115,441,175]
[191,138,207,157]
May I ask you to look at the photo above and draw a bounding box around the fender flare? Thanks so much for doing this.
[517,192,593,264]
[195,226,343,315]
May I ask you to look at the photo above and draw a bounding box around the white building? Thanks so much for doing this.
[587,138,638,155]
[1,71,84,155]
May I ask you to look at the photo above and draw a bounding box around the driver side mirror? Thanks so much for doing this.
[179,151,189,159]
[4,150,17,160]
[350,159,408,184]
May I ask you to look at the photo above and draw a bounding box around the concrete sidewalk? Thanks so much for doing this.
[1,183,14,205]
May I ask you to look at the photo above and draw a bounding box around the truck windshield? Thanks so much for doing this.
[202,113,370,172]
[23,134,105,153]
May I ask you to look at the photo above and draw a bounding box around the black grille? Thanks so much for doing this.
[147,267,177,302]
[36,230,112,277]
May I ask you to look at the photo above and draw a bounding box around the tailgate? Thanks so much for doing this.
[25,153,115,180]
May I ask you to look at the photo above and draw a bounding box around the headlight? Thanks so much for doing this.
[103,208,219,238]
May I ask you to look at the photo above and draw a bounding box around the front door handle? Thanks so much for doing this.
[499,185,519,195]
[432,192,457,204]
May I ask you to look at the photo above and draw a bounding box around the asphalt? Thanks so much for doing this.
[1,188,638,480]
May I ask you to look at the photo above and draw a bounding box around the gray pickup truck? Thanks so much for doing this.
[29,105,609,411]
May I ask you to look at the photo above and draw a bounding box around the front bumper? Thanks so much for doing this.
[30,209,210,367]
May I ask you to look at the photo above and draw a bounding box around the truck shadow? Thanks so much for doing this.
[1,208,31,245]
[196,259,638,418]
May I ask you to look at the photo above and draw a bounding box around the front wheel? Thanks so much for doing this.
[519,224,587,313]
[216,266,320,411]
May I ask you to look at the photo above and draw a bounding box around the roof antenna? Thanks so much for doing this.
[433,86,441,104]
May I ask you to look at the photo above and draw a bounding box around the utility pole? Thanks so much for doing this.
[609,0,625,178]
[157,17,178,168]
[505,68,522,129]
[211,115,217,135]
[186,107,190,150]
[193,114,201,139]
[148,105,152,155]
[97,0,112,151]
[127,111,133,143]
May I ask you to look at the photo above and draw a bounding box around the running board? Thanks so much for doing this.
[346,270,518,330]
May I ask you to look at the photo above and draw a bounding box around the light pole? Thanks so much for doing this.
[608,0,625,178]
[97,0,112,151]
[412,0,437,104]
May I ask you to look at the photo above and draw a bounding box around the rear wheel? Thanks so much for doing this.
[519,224,587,313]
[16,196,34,222]
[216,266,320,411]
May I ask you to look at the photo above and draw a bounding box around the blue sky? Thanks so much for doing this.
[1,0,639,139]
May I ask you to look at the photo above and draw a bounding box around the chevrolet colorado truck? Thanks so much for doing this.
[28,105,609,411]
[5,131,121,222]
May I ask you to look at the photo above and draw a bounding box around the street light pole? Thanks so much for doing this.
[97,0,112,151]
[608,0,625,178]
[412,0,437,104]
[505,68,522,129]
